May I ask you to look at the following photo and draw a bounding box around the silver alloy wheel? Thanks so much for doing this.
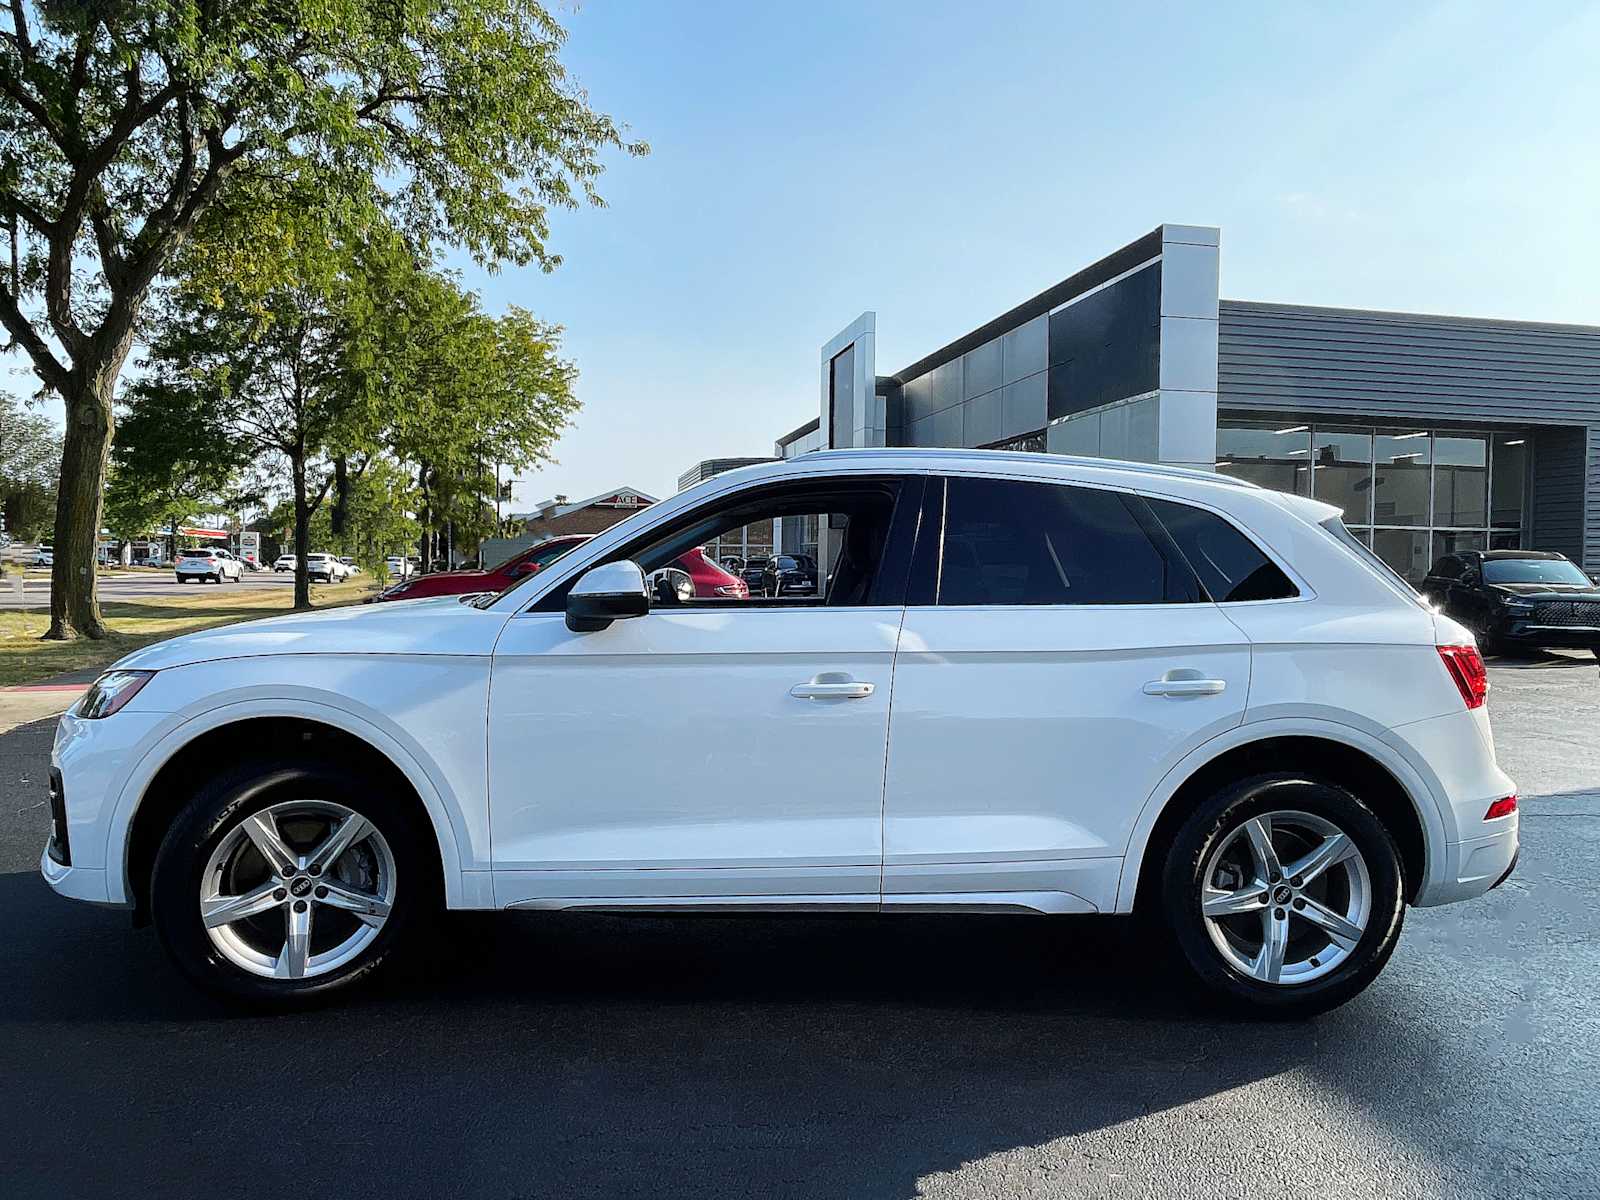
[1199,809,1371,986]
[199,799,397,981]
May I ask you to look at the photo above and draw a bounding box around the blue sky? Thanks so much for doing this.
[20,1,1600,510]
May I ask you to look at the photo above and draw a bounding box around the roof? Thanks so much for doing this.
[510,485,659,521]
[1472,549,1569,560]
[795,447,1260,489]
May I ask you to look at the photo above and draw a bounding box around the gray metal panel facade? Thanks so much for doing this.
[1218,300,1600,565]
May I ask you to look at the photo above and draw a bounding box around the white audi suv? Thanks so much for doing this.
[42,450,1518,1015]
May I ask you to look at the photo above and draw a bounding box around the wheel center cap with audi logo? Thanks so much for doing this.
[1273,885,1293,904]
[289,876,314,898]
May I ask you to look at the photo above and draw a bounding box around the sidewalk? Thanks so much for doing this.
[0,667,98,734]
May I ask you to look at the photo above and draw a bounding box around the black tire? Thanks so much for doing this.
[1158,774,1405,1019]
[150,758,431,1006]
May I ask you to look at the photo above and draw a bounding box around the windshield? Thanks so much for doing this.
[1483,558,1591,586]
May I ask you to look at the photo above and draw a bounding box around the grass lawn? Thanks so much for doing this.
[0,578,378,687]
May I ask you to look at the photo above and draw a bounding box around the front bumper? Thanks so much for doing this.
[1489,615,1600,649]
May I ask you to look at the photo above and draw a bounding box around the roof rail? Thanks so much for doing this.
[801,447,1259,489]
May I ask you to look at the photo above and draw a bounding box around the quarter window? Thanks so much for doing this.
[1144,498,1298,602]
[936,477,1196,606]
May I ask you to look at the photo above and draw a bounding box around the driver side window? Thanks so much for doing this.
[534,475,920,613]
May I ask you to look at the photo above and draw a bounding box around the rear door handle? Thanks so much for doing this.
[1143,677,1226,697]
[790,672,875,700]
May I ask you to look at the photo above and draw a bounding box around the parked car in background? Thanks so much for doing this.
[44,451,1517,1015]
[304,553,350,583]
[762,553,818,596]
[647,547,750,604]
[737,555,770,595]
[377,535,589,602]
[32,545,52,567]
[385,556,416,579]
[175,547,243,584]
[239,556,266,572]
[1421,549,1600,658]
[338,557,362,575]
[274,555,296,572]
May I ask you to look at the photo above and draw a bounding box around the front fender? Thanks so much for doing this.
[101,678,491,910]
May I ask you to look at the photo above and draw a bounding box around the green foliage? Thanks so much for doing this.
[306,457,419,575]
[0,0,642,634]
[104,375,251,540]
[0,392,57,540]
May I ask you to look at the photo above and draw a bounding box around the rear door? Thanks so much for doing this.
[881,474,1257,914]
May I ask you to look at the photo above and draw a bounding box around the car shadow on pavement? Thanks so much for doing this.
[0,866,1469,1198]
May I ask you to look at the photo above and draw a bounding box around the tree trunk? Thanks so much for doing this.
[292,455,311,610]
[45,371,117,640]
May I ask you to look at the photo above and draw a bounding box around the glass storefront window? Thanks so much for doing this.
[1373,432,1432,526]
[1433,436,1487,527]
[1491,434,1527,529]
[1432,530,1486,564]
[1372,528,1433,586]
[1216,422,1311,494]
[1217,420,1531,577]
[1310,427,1373,524]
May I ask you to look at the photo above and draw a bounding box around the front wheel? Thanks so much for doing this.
[151,759,429,1005]
[1158,774,1405,1018]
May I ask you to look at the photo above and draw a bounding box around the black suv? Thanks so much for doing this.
[762,553,818,597]
[1420,549,1600,658]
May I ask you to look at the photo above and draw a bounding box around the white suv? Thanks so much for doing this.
[174,547,243,584]
[41,451,1517,1014]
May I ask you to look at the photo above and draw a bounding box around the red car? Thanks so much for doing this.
[376,535,747,602]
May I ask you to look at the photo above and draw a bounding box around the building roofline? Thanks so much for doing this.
[1222,298,1600,336]
[889,227,1165,385]
[776,416,820,446]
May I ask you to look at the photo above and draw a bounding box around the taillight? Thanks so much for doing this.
[1437,644,1488,709]
[1484,795,1518,820]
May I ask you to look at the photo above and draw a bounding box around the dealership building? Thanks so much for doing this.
[749,224,1600,584]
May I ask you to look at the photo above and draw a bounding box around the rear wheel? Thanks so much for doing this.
[151,759,429,1005]
[1159,774,1405,1018]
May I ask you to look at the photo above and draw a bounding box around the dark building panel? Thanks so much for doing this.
[1219,301,1600,423]
[1045,264,1161,422]
[1532,428,1587,562]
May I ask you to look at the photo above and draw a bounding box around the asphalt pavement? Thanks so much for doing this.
[0,568,298,609]
[1,653,1596,1198]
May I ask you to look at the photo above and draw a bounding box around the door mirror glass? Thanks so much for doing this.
[566,560,649,632]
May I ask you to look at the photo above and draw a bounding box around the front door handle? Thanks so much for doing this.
[1143,677,1226,697]
[790,672,875,701]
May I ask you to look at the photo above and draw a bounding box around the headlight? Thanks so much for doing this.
[77,670,155,719]
[1502,598,1536,610]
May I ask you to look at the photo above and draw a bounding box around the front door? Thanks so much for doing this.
[882,474,1257,914]
[487,474,920,909]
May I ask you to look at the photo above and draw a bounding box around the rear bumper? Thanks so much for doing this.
[1418,821,1519,906]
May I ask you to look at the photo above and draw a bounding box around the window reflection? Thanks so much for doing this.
[1373,432,1431,526]
[1433,436,1487,527]
[1310,428,1372,524]
[1215,423,1311,494]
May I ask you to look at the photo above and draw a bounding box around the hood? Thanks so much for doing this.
[1490,583,1600,601]
[111,594,509,672]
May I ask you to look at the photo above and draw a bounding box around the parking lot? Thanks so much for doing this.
[0,568,301,609]
[1,653,1595,1199]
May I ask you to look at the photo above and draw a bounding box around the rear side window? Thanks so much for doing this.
[1144,498,1298,602]
[937,477,1198,605]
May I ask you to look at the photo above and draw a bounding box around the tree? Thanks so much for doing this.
[0,390,57,542]
[0,1,644,639]
[104,374,250,548]
[306,456,418,576]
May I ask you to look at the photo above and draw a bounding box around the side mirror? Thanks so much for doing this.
[566,560,649,632]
